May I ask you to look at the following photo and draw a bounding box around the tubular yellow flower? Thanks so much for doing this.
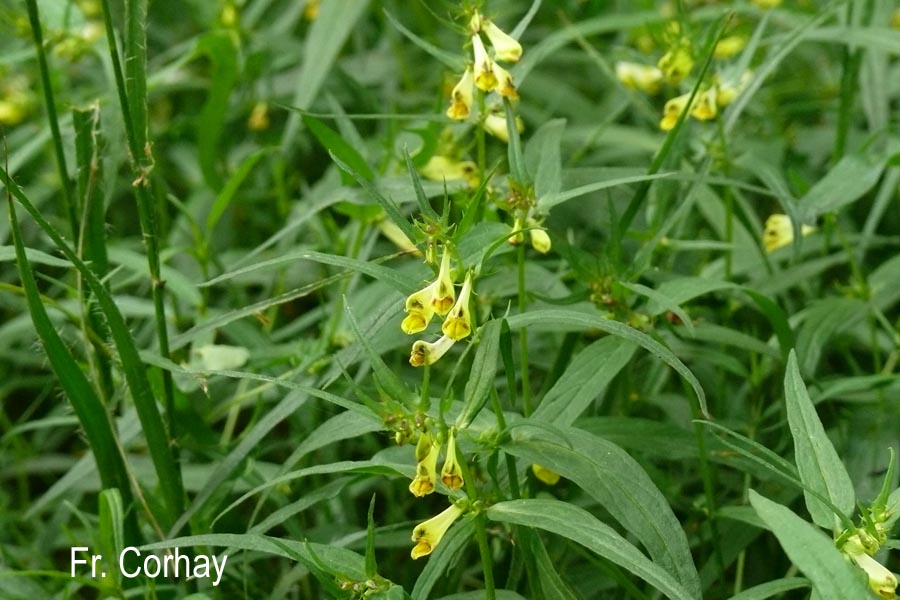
[532,464,561,485]
[751,0,782,8]
[691,88,718,121]
[303,0,319,21]
[483,113,523,142]
[508,216,524,245]
[409,435,441,497]
[410,503,463,559]
[442,273,474,341]
[657,46,694,84]
[615,62,664,95]
[440,430,464,490]
[402,282,438,335]
[714,35,746,60]
[659,92,692,131]
[446,68,474,120]
[763,214,816,253]
[849,551,898,599]
[482,20,522,62]
[493,63,518,99]
[472,35,497,92]
[431,251,456,315]
[421,156,477,186]
[528,220,551,254]
[410,335,456,367]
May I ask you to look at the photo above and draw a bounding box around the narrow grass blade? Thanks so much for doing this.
[7,193,138,544]
[2,168,185,530]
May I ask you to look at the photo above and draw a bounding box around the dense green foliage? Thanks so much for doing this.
[1,0,899,598]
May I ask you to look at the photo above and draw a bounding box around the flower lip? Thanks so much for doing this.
[410,335,456,367]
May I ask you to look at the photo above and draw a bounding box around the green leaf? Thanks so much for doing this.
[725,578,810,600]
[505,99,528,184]
[539,172,675,211]
[533,336,636,426]
[456,319,502,428]
[305,115,374,184]
[206,148,268,233]
[784,350,855,529]
[98,489,125,588]
[525,118,565,203]
[748,491,869,598]
[404,147,440,222]
[798,153,884,221]
[193,31,239,191]
[504,426,701,599]
[330,151,418,243]
[281,0,372,148]
[382,9,465,71]
[487,499,695,600]
[201,248,419,295]
[505,309,708,416]
[517,527,579,600]
[345,300,414,406]
[141,533,367,580]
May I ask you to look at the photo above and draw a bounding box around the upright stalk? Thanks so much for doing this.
[517,243,532,415]
[25,0,78,238]
[99,0,177,439]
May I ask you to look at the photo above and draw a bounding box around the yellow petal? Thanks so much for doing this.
[483,20,522,62]
[532,464,561,485]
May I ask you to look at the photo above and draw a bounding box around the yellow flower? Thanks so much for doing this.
[409,433,440,497]
[691,88,718,121]
[714,35,746,60]
[247,101,270,131]
[615,61,664,95]
[893,8,900,29]
[482,20,522,62]
[751,0,781,8]
[659,92,692,131]
[849,551,897,599]
[303,0,319,20]
[658,46,694,84]
[492,63,519,99]
[716,71,753,107]
[472,34,497,92]
[508,216,524,245]
[532,464,561,485]
[528,219,551,254]
[483,113,524,142]
[446,68,475,120]
[421,156,478,186]
[402,282,438,335]
[442,273,474,341]
[410,335,456,367]
[763,214,816,253]
[411,503,463,559]
[431,251,456,315]
[440,430,464,490]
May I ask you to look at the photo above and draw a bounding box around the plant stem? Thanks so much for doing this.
[25,0,78,238]
[473,515,496,600]
[517,243,532,415]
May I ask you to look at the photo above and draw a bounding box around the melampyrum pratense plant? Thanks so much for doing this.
[2,0,900,598]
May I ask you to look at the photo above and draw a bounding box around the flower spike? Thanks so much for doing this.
[411,503,464,559]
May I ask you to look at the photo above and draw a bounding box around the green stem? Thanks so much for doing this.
[517,243,531,415]
[473,515,497,600]
[25,0,78,238]
[99,0,178,441]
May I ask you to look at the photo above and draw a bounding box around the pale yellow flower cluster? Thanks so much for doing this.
[446,10,524,142]
[407,429,467,559]
[402,249,475,367]
[762,213,815,253]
